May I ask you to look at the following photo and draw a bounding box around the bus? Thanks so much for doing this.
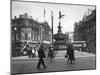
[72,41,87,51]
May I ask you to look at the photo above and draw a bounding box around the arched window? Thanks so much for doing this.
[25,33,28,40]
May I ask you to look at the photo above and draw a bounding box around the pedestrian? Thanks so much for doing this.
[37,44,47,69]
[32,47,36,57]
[47,46,54,62]
[27,45,32,58]
[45,48,49,59]
[65,44,68,58]
[67,44,75,64]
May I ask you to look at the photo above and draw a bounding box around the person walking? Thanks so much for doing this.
[37,44,47,69]
[27,45,32,58]
[67,44,75,64]
[47,46,54,62]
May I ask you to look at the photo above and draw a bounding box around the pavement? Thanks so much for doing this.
[11,50,96,74]
[11,50,95,60]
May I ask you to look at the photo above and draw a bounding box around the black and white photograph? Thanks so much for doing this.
[11,0,96,74]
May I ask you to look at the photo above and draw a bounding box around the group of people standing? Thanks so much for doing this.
[20,42,37,57]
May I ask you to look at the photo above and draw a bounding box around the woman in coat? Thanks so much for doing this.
[67,44,75,64]
[37,44,47,69]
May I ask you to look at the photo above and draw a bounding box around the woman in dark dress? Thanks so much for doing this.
[67,44,75,64]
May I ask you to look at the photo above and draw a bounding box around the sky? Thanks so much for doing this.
[12,1,95,34]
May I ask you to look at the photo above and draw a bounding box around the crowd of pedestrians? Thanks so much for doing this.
[20,41,75,69]
[36,43,75,69]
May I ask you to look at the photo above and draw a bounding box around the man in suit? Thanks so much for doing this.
[37,44,47,69]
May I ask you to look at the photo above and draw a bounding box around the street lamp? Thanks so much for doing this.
[14,27,17,41]
[51,11,54,49]
[14,27,17,31]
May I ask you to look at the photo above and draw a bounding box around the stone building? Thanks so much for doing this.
[12,13,51,47]
[74,9,96,53]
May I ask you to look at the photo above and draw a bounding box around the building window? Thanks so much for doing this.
[25,33,28,40]
[12,33,15,41]
[32,33,34,40]
[36,33,39,41]
[34,33,36,40]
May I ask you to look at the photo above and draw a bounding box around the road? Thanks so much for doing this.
[11,50,96,74]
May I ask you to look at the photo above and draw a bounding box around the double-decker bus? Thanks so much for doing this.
[72,41,87,51]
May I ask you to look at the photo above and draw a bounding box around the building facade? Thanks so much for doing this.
[12,13,51,47]
[74,9,96,53]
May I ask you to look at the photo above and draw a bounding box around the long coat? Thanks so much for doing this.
[48,47,54,58]
[38,46,46,59]
[67,46,75,60]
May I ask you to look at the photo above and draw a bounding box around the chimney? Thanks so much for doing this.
[30,16,33,19]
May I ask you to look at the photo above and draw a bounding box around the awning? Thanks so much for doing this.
[43,40,50,44]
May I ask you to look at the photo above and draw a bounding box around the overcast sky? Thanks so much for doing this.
[12,1,95,34]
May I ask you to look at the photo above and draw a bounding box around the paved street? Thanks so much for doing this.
[11,51,96,74]
[55,50,95,58]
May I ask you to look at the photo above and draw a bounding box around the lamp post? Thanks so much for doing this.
[14,27,17,41]
[51,11,54,49]
[14,27,17,31]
